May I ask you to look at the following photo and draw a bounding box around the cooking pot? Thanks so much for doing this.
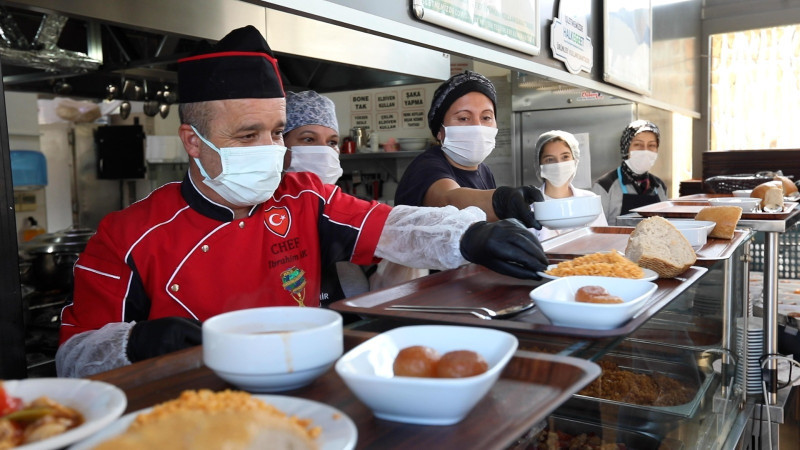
[19,227,95,292]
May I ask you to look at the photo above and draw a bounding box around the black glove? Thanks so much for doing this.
[460,219,549,279]
[127,316,203,362]
[492,186,544,230]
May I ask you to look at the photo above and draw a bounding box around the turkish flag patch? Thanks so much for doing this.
[264,206,291,238]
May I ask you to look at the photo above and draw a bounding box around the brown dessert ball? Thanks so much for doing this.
[436,350,489,378]
[393,345,441,377]
[575,286,623,304]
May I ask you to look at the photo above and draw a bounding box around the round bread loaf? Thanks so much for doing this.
[775,175,798,195]
[625,216,696,278]
[751,180,784,205]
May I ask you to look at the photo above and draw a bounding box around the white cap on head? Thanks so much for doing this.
[534,130,580,177]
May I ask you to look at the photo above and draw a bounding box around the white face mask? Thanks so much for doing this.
[191,125,286,207]
[441,125,497,167]
[541,160,577,187]
[625,150,658,175]
[287,145,343,184]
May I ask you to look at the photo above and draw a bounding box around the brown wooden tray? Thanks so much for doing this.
[89,330,601,450]
[631,200,798,220]
[540,226,750,264]
[330,264,707,339]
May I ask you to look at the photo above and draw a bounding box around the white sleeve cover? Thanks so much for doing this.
[374,205,486,270]
[55,321,134,378]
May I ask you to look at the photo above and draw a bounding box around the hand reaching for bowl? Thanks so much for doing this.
[459,219,548,279]
[491,186,543,230]
[127,316,202,362]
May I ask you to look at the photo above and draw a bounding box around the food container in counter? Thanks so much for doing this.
[531,415,684,449]
[556,350,717,438]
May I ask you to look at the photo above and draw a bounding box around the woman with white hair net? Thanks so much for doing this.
[533,130,607,240]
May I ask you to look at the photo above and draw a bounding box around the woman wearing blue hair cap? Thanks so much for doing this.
[534,130,607,240]
[591,120,668,225]
[284,90,343,184]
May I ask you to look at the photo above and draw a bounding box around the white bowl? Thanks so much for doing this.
[203,307,343,392]
[335,325,518,425]
[533,195,602,229]
[529,276,658,330]
[666,219,715,248]
[397,138,428,151]
[708,197,760,211]
[732,190,753,197]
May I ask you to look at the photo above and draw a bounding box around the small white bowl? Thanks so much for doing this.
[533,195,602,229]
[335,325,518,425]
[203,307,343,392]
[666,219,715,248]
[708,197,760,211]
[732,190,753,198]
[529,276,658,330]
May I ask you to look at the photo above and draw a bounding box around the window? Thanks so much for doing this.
[710,25,800,150]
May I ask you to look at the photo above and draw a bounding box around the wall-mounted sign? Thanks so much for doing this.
[376,91,398,111]
[402,88,425,108]
[351,114,371,129]
[550,4,593,75]
[412,0,540,56]
[603,0,652,95]
[377,112,399,131]
[351,94,372,112]
[402,110,426,129]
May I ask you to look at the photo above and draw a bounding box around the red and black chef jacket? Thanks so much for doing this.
[60,172,391,344]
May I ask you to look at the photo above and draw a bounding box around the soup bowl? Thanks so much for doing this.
[203,307,343,392]
[533,195,602,229]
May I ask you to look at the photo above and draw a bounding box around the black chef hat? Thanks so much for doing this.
[178,25,284,103]
[428,70,497,138]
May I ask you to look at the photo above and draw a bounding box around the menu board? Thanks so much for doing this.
[412,0,540,56]
[603,0,652,95]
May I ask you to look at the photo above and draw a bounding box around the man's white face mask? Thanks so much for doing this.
[540,160,577,187]
[441,125,497,167]
[287,145,343,184]
[191,125,286,206]
[625,150,658,175]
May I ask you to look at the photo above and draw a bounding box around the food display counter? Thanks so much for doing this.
[80,221,759,449]
[328,224,756,449]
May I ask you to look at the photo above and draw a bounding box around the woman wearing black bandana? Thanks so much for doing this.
[591,120,668,225]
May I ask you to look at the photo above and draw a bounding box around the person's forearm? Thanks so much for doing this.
[374,205,486,270]
[428,187,498,221]
[55,322,134,378]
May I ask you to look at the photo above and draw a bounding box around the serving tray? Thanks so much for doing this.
[88,331,601,450]
[631,200,798,220]
[330,264,707,339]
[540,226,750,265]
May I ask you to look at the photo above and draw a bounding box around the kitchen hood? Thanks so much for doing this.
[0,0,449,101]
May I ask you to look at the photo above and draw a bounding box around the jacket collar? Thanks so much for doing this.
[181,174,259,222]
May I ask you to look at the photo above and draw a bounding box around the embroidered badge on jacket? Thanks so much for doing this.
[265,206,291,237]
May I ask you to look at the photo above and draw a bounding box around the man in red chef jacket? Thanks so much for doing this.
[57,26,547,377]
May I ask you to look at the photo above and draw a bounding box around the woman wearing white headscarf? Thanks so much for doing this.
[534,130,607,241]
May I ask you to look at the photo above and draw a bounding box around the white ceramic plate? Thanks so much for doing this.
[70,395,356,450]
[537,264,659,282]
[3,378,126,450]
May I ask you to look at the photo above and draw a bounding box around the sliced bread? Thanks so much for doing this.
[694,205,743,239]
[625,216,697,278]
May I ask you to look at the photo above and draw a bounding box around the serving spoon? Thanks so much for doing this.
[386,302,535,320]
